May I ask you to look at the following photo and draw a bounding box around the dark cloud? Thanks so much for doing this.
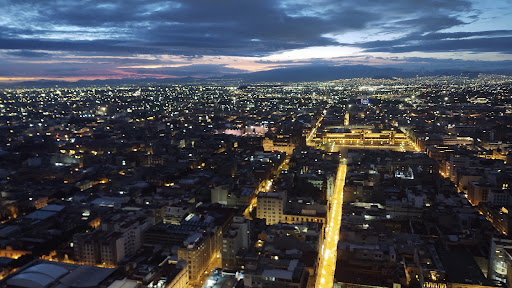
[6,50,52,58]
[0,37,168,55]
[381,57,512,72]
[403,37,512,53]
[123,64,247,78]
[0,0,477,56]
[360,32,512,53]
[389,16,466,34]
[420,30,512,40]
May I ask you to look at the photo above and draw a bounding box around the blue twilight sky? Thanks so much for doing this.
[0,0,511,82]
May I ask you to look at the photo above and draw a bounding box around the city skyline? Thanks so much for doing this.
[1,0,512,83]
[1,71,512,287]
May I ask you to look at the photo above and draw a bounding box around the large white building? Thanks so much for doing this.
[73,230,125,266]
[74,212,154,266]
[256,192,286,225]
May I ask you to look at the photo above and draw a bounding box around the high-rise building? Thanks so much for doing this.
[100,213,154,258]
[73,230,125,266]
[222,216,251,269]
[257,192,286,225]
[448,154,470,183]
[489,237,512,284]
[177,227,222,284]
[467,180,494,205]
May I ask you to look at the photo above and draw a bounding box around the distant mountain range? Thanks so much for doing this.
[223,65,421,82]
[0,77,202,89]
[3,64,512,88]
[222,64,512,82]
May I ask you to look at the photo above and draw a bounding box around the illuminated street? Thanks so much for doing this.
[316,155,347,288]
[243,155,291,219]
[306,107,328,145]
[323,143,416,152]
[195,252,222,288]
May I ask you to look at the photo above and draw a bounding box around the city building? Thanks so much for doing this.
[256,192,286,225]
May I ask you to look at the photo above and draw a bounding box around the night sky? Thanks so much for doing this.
[1,0,512,82]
